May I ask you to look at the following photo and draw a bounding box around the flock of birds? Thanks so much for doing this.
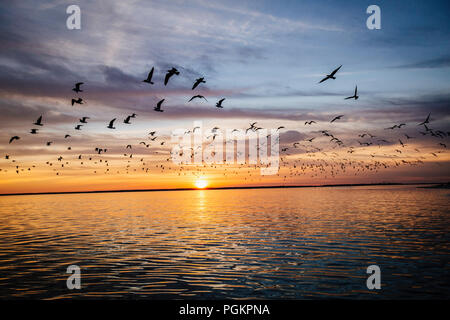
[1,65,448,182]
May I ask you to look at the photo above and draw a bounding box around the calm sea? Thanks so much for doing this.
[0,185,448,299]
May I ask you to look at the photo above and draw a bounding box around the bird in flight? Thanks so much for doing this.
[192,77,206,90]
[189,95,207,102]
[418,113,431,126]
[33,115,43,126]
[143,67,155,85]
[345,86,358,100]
[319,65,342,83]
[80,117,90,123]
[124,115,132,124]
[71,98,83,106]
[305,121,316,125]
[164,67,180,85]
[216,98,225,108]
[107,118,116,129]
[154,99,165,112]
[9,136,20,144]
[30,128,38,134]
[46,141,53,146]
[72,82,84,93]
[75,125,83,130]
[330,115,344,123]
[64,134,71,138]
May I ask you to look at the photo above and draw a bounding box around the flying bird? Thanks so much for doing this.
[72,82,84,93]
[30,128,38,134]
[330,115,344,123]
[75,125,83,130]
[154,99,165,112]
[192,77,206,90]
[164,67,179,85]
[71,98,83,106]
[124,115,132,124]
[143,67,154,84]
[345,86,359,100]
[319,65,342,83]
[80,117,90,123]
[418,113,431,126]
[189,95,208,102]
[107,118,116,129]
[33,115,43,126]
[9,136,20,144]
[216,98,225,108]
[65,134,71,138]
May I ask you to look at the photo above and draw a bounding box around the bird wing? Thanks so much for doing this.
[148,67,154,79]
[109,118,116,126]
[164,72,171,85]
[355,86,357,95]
[330,65,342,77]
[318,76,329,83]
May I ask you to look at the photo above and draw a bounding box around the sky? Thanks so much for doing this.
[0,0,449,194]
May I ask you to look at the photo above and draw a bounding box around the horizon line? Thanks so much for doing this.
[0,182,446,197]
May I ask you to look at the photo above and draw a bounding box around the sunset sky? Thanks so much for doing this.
[0,0,449,194]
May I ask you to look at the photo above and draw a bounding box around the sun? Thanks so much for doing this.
[194,179,208,189]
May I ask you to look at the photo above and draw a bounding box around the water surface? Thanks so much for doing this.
[0,185,448,299]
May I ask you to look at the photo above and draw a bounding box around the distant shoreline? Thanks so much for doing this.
[0,182,446,197]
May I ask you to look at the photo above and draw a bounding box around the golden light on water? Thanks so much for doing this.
[194,179,208,189]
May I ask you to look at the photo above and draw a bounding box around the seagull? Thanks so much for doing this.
[305,121,316,125]
[72,82,84,93]
[30,128,38,134]
[80,117,90,123]
[154,99,164,112]
[277,126,285,131]
[345,86,358,100]
[107,118,116,129]
[149,131,156,136]
[418,113,431,126]
[64,134,71,138]
[75,125,83,130]
[192,77,206,90]
[71,98,83,106]
[319,65,342,83]
[46,141,53,146]
[189,95,208,102]
[216,98,225,108]
[143,67,154,84]
[33,115,43,126]
[330,115,344,123]
[164,67,179,85]
[9,136,20,144]
[124,115,132,124]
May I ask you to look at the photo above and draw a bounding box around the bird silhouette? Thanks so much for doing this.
[154,99,165,112]
[9,136,20,144]
[330,115,344,123]
[72,82,84,93]
[33,115,43,126]
[80,117,90,123]
[143,67,155,84]
[107,118,116,129]
[216,98,225,108]
[319,65,342,83]
[30,128,38,134]
[71,98,83,106]
[124,115,132,124]
[192,77,206,90]
[345,86,358,100]
[418,113,431,126]
[164,67,179,85]
[189,95,207,102]
[75,125,83,130]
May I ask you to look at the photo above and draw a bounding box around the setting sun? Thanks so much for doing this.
[195,179,208,189]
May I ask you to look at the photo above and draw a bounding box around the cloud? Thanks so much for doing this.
[393,56,450,69]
